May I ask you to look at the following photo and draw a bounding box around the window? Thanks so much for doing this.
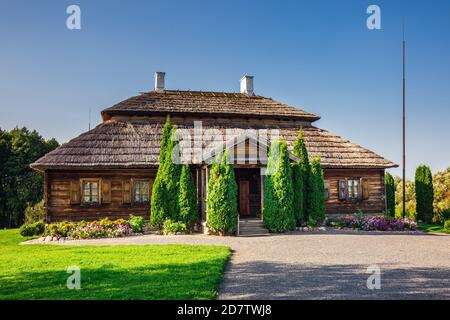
[134,180,149,203]
[347,179,360,200]
[82,180,100,204]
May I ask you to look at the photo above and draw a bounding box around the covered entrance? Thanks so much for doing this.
[235,168,262,218]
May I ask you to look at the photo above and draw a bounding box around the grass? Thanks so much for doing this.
[0,229,231,300]
[418,223,450,234]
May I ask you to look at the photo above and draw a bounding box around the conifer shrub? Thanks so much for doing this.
[415,165,434,223]
[385,172,396,217]
[178,163,199,227]
[263,141,296,232]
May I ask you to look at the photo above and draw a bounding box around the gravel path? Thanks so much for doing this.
[24,231,450,299]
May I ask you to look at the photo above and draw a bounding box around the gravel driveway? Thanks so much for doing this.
[24,231,450,299]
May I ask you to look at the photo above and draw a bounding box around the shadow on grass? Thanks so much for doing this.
[219,261,450,300]
[0,259,227,300]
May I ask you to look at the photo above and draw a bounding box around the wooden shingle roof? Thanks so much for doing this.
[101,90,321,121]
[31,119,397,170]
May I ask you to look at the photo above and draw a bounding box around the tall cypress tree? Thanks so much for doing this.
[178,163,198,227]
[151,118,172,226]
[293,129,311,222]
[150,117,182,226]
[385,172,396,217]
[162,125,182,220]
[263,140,295,232]
[415,165,434,223]
[309,157,325,225]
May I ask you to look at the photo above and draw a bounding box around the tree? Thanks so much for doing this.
[0,127,59,228]
[150,118,182,226]
[293,129,311,222]
[178,163,198,227]
[206,151,238,235]
[432,166,450,222]
[309,157,325,225]
[263,140,295,232]
[415,165,434,223]
[385,172,396,217]
[291,163,304,226]
[394,176,416,219]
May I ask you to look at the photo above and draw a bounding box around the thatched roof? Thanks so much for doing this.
[101,90,321,122]
[31,118,397,170]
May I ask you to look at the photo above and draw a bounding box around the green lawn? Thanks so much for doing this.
[418,223,450,234]
[0,229,230,300]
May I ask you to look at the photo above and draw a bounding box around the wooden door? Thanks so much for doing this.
[239,180,250,216]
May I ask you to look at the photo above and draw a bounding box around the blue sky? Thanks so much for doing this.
[0,0,449,179]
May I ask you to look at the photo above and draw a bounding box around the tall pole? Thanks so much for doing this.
[402,22,406,219]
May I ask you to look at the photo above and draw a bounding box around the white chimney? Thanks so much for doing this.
[154,72,165,91]
[240,75,254,95]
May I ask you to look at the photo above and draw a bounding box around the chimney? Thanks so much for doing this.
[154,72,165,91]
[240,75,254,95]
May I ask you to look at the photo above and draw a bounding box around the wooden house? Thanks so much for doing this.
[31,73,397,223]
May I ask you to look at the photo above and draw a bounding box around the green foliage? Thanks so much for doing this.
[308,157,325,225]
[291,163,304,226]
[206,151,238,235]
[19,221,45,237]
[444,220,450,231]
[162,219,187,235]
[394,176,416,219]
[432,167,450,222]
[24,200,45,224]
[127,215,145,233]
[178,163,199,226]
[150,119,182,226]
[415,165,434,223]
[385,172,396,217]
[263,141,295,232]
[0,127,59,228]
[293,129,311,222]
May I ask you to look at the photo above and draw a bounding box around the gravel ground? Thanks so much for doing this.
[23,231,450,300]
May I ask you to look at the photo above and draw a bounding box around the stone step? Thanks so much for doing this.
[238,219,269,236]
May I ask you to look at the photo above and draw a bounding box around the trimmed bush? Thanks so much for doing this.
[127,215,145,233]
[19,220,45,236]
[206,151,238,235]
[385,172,396,217]
[24,200,45,224]
[415,165,434,223]
[178,163,199,227]
[309,157,325,225]
[263,140,296,232]
[163,219,187,235]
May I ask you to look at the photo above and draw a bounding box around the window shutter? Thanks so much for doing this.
[70,180,80,204]
[361,178,369,200]
[102,180,111,204]
[122,180,131,204]
[338,179,347,200]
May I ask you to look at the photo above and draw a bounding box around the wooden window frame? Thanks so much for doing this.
[132,179,151,205]
[347,178,362,201]
[324,181,330,201]
[80,178,101,206]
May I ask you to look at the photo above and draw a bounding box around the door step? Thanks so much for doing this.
[238,218,269,237]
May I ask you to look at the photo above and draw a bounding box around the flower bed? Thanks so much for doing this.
[326,214,417,232]
[43,216,145,241]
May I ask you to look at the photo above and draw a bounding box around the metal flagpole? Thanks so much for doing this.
[402,20,406,219]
